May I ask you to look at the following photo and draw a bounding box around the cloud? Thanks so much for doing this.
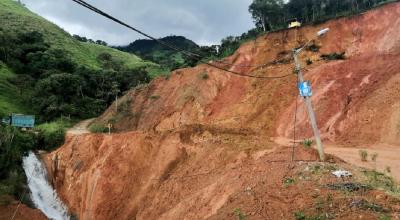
[22,0,254,46]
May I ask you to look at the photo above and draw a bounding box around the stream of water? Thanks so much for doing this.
[22,151,70,220]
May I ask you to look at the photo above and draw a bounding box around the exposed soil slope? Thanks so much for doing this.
[45,3,400,220]
[0,201,47,220]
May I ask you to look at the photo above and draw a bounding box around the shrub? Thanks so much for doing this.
[362,170,399,194]
[371,153,378,162]
[302,139,313,149]
[284,177,296,187]
[294,211,306,220]
[359,150,368,162]
[150,95,160,100]
[307,43,321,52]
[233,208,246,220]
[321,52,346,60]
[89,123,108,133]
[199,72,209,80]
[306,58,313,65]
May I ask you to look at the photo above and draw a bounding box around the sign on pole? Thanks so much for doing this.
[298,81,312,97]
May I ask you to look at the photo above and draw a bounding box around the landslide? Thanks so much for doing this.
[46,3,400,220]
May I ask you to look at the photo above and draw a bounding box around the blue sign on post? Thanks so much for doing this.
[11,114,35,128]
[298,81,312,97]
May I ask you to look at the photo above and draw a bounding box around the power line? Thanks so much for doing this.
[71,0,293,79]
[73,0,278,69]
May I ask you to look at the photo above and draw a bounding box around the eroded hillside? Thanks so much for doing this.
[45,3,400,220]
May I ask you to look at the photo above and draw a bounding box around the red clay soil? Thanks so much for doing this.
[46,131,400,220]
[0,201,46,220]
[44,3,400,220]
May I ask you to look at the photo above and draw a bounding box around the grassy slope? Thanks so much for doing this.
[0,0,161,115]
[0,0,158,69]
[0,62,30,116]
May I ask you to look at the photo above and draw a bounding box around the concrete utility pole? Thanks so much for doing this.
[293,28,329,161]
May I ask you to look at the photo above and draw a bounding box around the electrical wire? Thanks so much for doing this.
[73,0,278,69]
[71,0,293,79]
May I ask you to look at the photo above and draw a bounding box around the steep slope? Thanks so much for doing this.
[46,3,400,220]
[95,2,400,146]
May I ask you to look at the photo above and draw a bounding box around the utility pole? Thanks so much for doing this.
[292,28,329,161]
[293,51,324,161]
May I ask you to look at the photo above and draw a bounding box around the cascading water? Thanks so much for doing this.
[22,151,70,220]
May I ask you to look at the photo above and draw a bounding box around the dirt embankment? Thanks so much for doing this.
[45,3,400,220]
[0,202,47,220]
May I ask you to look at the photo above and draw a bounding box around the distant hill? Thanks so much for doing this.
[117,36,201,70]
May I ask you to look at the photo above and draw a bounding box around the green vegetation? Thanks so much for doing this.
[294,211,328,220]
[0,0,156,121]
[321,52,346,60]
[248,0,397,32]
[150,95,161,100]
[199,72,209,80]
[89,123,109,133]
[0,0,157,70]
[0,118,74,199]
[35,118,75,151]
[0,62,31,116]
[359,150,368,162]
[0,125,36,199]
[371,153,379,162]
[283,177,296,187]
[302,139,313,149]
[233,208,246,220]
[117,36,199,71]
[0,0,161,202]
[379,215,392,220]
[362,170,400,195]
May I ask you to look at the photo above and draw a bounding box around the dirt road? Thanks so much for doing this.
[67,119,94,135]
[325,144,400,182]
[273,137,400,182]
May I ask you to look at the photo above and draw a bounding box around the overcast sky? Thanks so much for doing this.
[22,0,255,46]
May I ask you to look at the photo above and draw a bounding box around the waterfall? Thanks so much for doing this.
[22,151,70,220]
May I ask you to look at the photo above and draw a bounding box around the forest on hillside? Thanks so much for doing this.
[0,29,150,121]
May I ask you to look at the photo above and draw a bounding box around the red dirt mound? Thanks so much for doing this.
[0,201,46,220]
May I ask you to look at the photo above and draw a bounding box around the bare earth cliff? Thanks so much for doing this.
[45,3,400,220]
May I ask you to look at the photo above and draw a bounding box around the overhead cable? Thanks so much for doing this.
[71,0,293,79]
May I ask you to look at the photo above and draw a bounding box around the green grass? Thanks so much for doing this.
[0,0,160,70]
[362,170,400,196]
[89,122,108,133]
[0,62,30,116]
[35,118,76,150]
[35,118,75,134]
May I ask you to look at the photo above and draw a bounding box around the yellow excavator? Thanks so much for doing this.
[288,18,301,28]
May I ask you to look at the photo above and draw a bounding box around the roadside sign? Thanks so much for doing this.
[298,81,312,97]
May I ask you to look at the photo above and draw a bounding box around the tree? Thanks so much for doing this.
[249,0,285,32]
